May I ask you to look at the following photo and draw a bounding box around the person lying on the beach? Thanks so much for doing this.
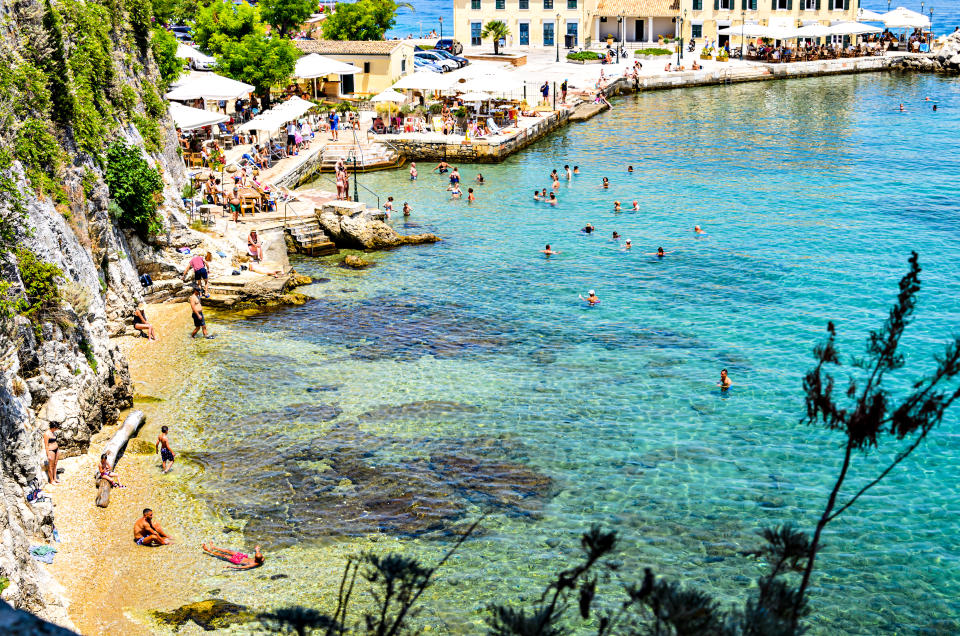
[202,543,265,570]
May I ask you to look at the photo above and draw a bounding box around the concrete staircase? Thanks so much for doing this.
[319,141,402,171]
[283,218,337,255]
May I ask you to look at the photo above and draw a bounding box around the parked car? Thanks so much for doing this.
[169,25,192,41]
[413,56,444,73]
[435,39,463,55]
[414,51,457,72]
[431,48,469,68]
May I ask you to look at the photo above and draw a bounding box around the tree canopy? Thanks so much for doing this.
[481,20,510,55]
[193,0,298,100]
[150,27,182,89]
[260,0,316,38]
[321,0,411,41]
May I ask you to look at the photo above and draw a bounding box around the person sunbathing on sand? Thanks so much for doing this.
[202,543,264,570]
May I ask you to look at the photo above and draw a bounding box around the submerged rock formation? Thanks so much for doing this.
[316,201,440,251]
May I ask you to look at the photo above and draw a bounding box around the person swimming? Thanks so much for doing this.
[564,165,572,180]
[627,166,634,173]
[646,246,674,258]
[582,223,594,234]
[612,231,620,240]
[534,190,541,201]
[614,200,621,211]
[467,187,475,202]
[548,192,557,206]
[718,368,732,390]
[403,202,411,216]
[602,177,609,188]
[624,239,632,249]
[573,166,580,175]
[694,225,706,236]
[476,172,485,184]
[541,188,548,199]
[632,200,639,211]
[450,184,462,199]
[579,289,600,305]
[541,244,559,256]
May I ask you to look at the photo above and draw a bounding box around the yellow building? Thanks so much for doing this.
[684,0,860,45]
[293,40,414,97]
[452,0,860,49]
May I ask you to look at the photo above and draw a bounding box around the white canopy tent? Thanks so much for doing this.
[795,24,835,39]
[829,22,883,36]
[717,23,780,39]
[176,43,216,66]
[371,89,408,104]
[294,53,361,79]
[165,71,254,101]
[169,102,229,130]
[881,7,930,29]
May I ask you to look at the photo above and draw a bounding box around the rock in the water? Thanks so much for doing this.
[317,202,440,250]
[0,600,76,634]
[152,599,255,631]
[342,254,372,269]
[125,438,156,454]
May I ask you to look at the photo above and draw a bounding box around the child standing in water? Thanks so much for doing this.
[157,426,175,473]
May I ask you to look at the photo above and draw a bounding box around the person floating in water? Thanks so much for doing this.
[614,200,621,211]
[467,187,476,202]
[533,190,541,201]
[646,247,674,258]
[573,166,580,175]
[899,103,905,112]
[627,166,634,173]
[694,225,706,236]
[579,289,600,305]
[475,172,485,184]
[602,177,609,188]
[718,368,732,390]
[631,200,639,211]
[541,244,559,256]
[548,192,558,206]
[202,543,265,570]
[624,239,632,250]
[612,231,620,240]
[582,223,594,234]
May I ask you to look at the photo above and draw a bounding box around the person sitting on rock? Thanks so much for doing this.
[201,543,264,570]
[98,453,123,488]
[247,231,264,261]
[133,302,157,340]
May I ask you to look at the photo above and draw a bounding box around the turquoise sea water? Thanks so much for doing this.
[174,73,959,634]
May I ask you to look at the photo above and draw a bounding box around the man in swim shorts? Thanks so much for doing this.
[718,368,732,389]
[157,426,175,473]
[541,244,559,256]
[134,509,172,546]
[189,287,214,339]
[409,163,417,180]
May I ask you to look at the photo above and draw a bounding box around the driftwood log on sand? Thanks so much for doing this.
[95,410,146,508]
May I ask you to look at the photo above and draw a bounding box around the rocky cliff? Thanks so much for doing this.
[0,0,192,628]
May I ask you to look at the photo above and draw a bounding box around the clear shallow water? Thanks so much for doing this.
[171,73,959,634]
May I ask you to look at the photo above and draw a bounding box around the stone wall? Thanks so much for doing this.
[387,110,570,163]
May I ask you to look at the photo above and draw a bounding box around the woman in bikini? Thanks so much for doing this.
[201,543,265,570]
[133,303,157,340]
[99,453,123,488]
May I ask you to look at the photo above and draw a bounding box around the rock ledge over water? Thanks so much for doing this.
[316,201,440,251]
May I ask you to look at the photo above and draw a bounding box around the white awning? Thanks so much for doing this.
[795,23,834,38]
[176,42,215,64]
[829,21,883,36]
[881,7,930,29]
[294,53,361,79]
[165,71,254,101]
[716,20,731,27]
[857,8,886,21]
[169,102,229,130]
[458,91,492,101]
[392,71,454,91]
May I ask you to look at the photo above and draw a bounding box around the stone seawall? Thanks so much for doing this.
[387,110,571,163]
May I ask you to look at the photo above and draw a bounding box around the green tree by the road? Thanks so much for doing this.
[260,0,317,38]
[193,0,298,103]
[321,0,412,41]
[481,20,510,55]
[150,27,182,89]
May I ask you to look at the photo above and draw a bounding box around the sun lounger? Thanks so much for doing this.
[486,118,503,135]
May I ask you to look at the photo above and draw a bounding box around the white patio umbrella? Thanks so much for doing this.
[294,53,361,78]
[857,8,886,22]
[371,89,408,104]
[457,75,524,95]
[165,71,254,101]
[459,91,492,101]
[274,96,317,120]
[881,7,930,29]
[717,23,775,38]
[829,22,883,36]
[169,102,229,130]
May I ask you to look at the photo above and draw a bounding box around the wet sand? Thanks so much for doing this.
[51,302,222,634]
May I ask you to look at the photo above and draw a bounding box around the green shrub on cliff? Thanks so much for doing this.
[0,149,27,253]
[104,140,164,238]
[14,118,67,203]
[151,27,183,90]
[134,114,164,154]
[15,247,63,333]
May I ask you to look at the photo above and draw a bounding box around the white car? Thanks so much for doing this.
[414,51,457,72]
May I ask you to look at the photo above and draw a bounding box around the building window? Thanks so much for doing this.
[363,62,371,73]
[775,0,789,9]
[693,0,702,8]
[750,0,757,8]
[519,0,528,7]
[832,0,844,8]
[471,21,482,45]
[566,21,578,45]
[567,0,577,8]
[719,0,731,9]
[471,0,480,9]
[519,22,530,44]
[543,0,553,9]
[401,58,406,72]
[543,21,554,46]
[692,24,702,37]
[496,0,504,8]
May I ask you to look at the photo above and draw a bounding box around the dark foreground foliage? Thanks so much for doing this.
[260,253,960,635]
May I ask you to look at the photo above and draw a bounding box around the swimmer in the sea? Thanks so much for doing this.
[602,177,609,188]
[467,187,475,202]
[631,200,639,211]
[612,231,620,240]
[579,289,600,305]
[582,223,594,234]
[614,200,621,211]
[694,225,706,236]
[627,166,633,173]
[624,239,632,250]
[573,166,580,175]
[565,165,572,180]
[548,192,558,206]
[534,190,541,201]
[646,247,673,257]
[718,368,732,390]
[541,244,559,256]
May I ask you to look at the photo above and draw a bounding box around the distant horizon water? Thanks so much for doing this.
[384,1,959,39]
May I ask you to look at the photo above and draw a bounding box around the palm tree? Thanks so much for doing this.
[481,20,510,55]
